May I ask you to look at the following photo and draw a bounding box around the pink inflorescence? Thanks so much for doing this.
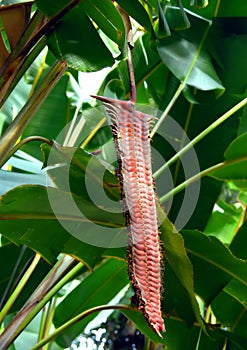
[92,96,165,337]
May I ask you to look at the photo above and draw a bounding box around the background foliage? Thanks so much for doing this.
[0,0,247,349]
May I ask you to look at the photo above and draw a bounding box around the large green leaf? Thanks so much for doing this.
[212,290,247,341]
[21,73,70,160]
[35,0,74,17]
[53,258,129,347]
[41,142,121,201]
[80,0,126,52]
[160,218,204,329]
[157,34,224,94]
[182,0,247,19]
[210,132,247,188]
[0,185,115,265]
[47,5,114,71]
[0,141,126,264]
[181,230,247,304]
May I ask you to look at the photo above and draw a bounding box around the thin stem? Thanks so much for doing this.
[0,35,47,108]
[38,306,47,343]
[0,254,41,323]
[151,82,184,138]
[159,161,223,203]
[0,136,54,168]
[30,304,133,350]
[159,153,247,204]
[80,116,106,148]
[195,328,202,350]
[154,96,247,180]
[118,6,136,103]
[213,0,221,17]
[150,23,211,138]
[0,255,78,349]
[0,246,27,310]
[40,297,57,350]
[18,262,83,329]
[28,49,48,98]
[0,60,67,168]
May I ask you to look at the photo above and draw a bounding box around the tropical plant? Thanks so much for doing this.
[0,0,247,349]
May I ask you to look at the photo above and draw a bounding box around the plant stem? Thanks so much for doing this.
[0,254,41,324]
[0,255,79,349]
[0,59,67,168]
[0,246,27,310]
[159,162,223,203]
[150,22,211,138]
[0,136,54,168]
[30,304,133,350]
[159,152,247,204]
[0,35,47,108]
[154,96,247,180]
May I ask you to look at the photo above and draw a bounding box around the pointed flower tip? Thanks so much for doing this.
[90,94,115,103]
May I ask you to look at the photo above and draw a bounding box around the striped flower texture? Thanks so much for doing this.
[92,95,165,337]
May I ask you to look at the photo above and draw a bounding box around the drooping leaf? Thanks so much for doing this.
[160,218,204,329]
[157,34,224,94]
[0,184,123,265]
[47,5,114,71]
[80,0,126,52]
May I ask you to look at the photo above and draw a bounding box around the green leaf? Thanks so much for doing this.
[116,0,153,31]
[53,258,129,347]
[157,34,224,94]
[204,199,243,244]
[217,0,247,17]
[224,132,247,160]
[35,0,74,17]
[181,0,247,19]
[212,290,247,339]
[182,230,247,304]
[210,132,247,187]
[41,143,121,202]
[153,2,171,38]
[165,4,191,31]
[230,221,247,260]
[0,185,110,265]
[181,0,216,19]
[80,0,126,52]
[22,73,70,160]
[47,6,114,71]
[224,279,247,309]
[160,217,204,329]
[111,33,163,98]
